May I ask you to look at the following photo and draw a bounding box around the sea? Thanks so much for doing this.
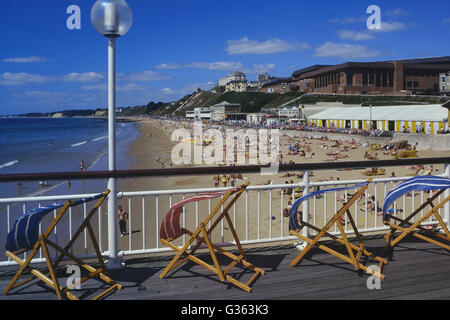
[0,117,141,200]
[0,117,141,256]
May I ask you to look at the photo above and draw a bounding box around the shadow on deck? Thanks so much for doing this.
[0,234,449,300]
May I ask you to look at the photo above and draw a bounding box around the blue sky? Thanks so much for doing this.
[0,0,449,115]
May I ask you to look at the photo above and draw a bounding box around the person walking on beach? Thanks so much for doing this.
[80,160,86,171]
[221,174,228,187]
[213,175,219,187]
[117,205,129,237]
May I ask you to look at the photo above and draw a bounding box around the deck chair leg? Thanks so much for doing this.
[3,243,41,295]
[86,222,106,270]
[200,223,225,281]
[432,211,450,239]
[390,203,445,248]
[290,225,326,267]
[39,236,63,300]
[335,219,359,271]
[290,208,346,267]
[224,212,245,256]
[45,239,121,287]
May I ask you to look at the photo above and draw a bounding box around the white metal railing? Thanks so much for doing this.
[0,170,449,267]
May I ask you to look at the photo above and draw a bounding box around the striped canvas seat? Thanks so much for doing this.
[289,181,369,231]
[160,188,240,241]
[159,182,265,293]
[382,175,450,251]
[6,204,63,252]
[3,190,123,300]
[382,175,450,220]
[288,178,387,279]
[5,194,106,252]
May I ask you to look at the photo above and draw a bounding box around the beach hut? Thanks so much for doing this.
[307,104,448,134]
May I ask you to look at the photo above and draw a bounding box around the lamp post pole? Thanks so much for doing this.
[91,0,133,270]
[107,36,120,269]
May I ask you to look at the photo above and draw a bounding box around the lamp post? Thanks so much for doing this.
[91,0,133,269]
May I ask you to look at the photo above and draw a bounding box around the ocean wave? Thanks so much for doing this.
[88,150,107,170]
[71,141,87,147]
[92,136,108,142]
[0,160,19,170]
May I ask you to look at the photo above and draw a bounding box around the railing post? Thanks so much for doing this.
[445,164,450,229]
[302,170,310,238]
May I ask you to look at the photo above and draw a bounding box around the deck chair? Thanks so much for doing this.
[3,189,122,300]
[159,182,265,292]
[382,175,450,251]
[288,179,388,279]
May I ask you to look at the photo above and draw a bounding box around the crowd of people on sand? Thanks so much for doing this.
[212,174,246,187]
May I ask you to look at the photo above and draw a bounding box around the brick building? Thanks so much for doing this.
[260,56,450,95]
[292,56,450,95]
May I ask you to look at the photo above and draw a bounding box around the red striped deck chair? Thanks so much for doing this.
[159,181,265,292]
[3,189,122,300]
[288,179,388,279]
[382,176,450,251]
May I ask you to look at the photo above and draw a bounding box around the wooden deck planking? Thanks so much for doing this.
[0,235,448,300]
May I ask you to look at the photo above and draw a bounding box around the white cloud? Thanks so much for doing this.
[159,81,216,98]
[2,56,48,63]
[337,30,375,41]
[117,83,147,92]
[243,63,276,74]
[123,70,170,82]
[375,21,412,32]
[24,91,67,98]
[226,37,310,55]
[315,42,379,60]
[0,72,51,85]
[442,18,450,24]
[160,87,177,95]
[82,83,107,91]
[156,63,181,69]
[62,72,104,82]
[186,61,244,71]
[0,71,107,85]
[328,16,366,24]
[385,8,409,16]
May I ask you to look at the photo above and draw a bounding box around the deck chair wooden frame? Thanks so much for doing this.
[3,189,123,300]
[159,182,265,292]
[289,179,388,279]
[383,177,450,251]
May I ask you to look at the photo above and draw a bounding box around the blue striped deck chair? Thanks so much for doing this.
[288,178,387,279]
[159,181,265,293]
[3,189,123,300]
[382,175,450,251]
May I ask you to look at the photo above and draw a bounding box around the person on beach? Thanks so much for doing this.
[80,160,86,171]
[284,200,293,217]
[230,175,236,187]
[118,205,129,237]
[221,174,228,187]
[213,175,219,187]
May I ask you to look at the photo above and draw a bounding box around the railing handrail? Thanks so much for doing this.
[0,174,443,203]
[0,157,449,182]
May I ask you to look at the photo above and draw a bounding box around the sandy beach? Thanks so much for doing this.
[114,118,450,252]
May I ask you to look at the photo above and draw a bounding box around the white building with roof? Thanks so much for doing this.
[218,71,247,87]
[278,106,300,118]
[186,107,212,120]
[307,104,448,134]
